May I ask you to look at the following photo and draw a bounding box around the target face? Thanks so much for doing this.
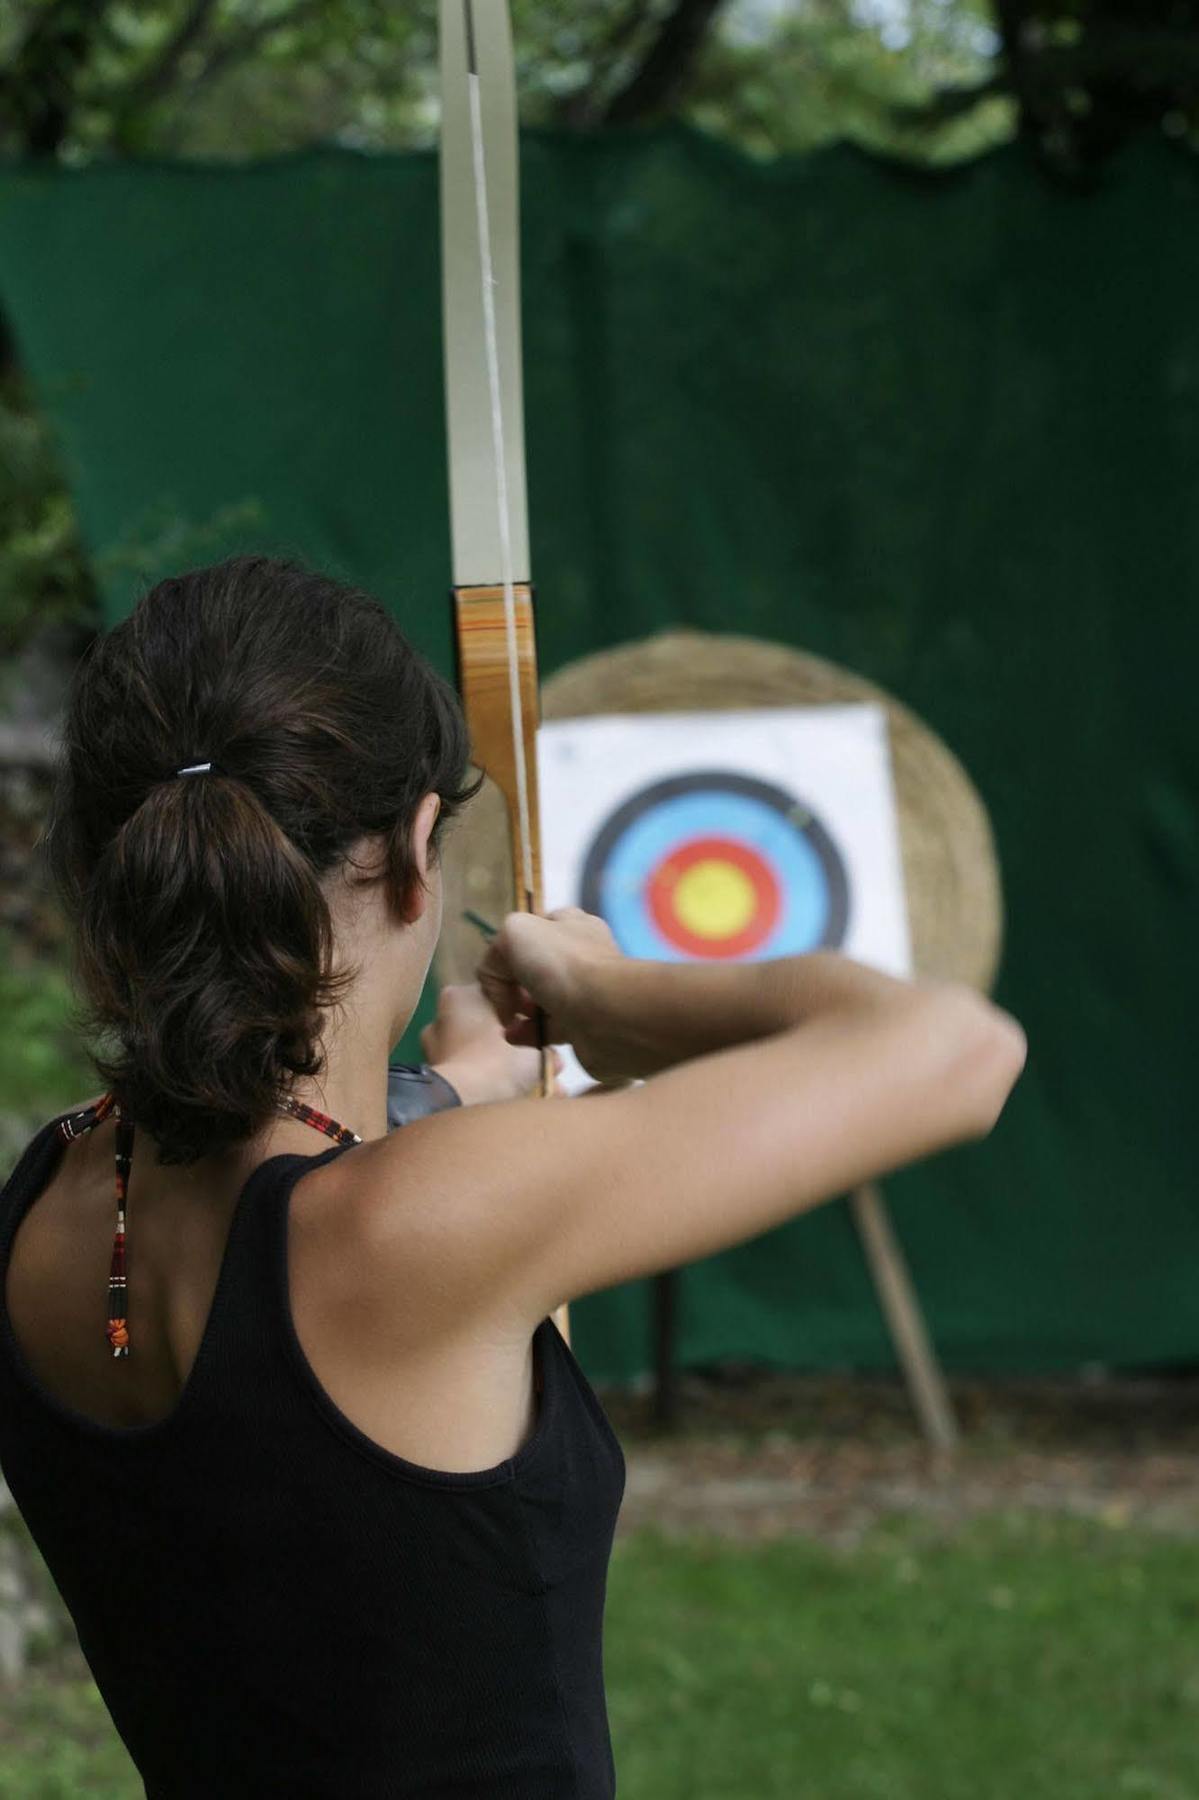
[579,772,850,962]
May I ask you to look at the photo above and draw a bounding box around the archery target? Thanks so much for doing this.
[578,772,849,962]
[539,706,911,1089]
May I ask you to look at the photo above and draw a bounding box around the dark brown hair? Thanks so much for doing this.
[45,555,479,1165]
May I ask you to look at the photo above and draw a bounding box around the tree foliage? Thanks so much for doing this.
[0,1,1195,657]
[0,0,1001,164]
[2,1,1195,172]
[989,1,1199,170]
[0,373,96,659]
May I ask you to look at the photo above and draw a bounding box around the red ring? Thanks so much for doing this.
[646,836,780,959]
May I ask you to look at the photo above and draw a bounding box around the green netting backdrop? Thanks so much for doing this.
[1,128,1196,1383]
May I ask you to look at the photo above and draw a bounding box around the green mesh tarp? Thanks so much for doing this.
[1,128,1196,1383]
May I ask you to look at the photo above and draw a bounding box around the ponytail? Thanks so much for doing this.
[46,556,478,1164]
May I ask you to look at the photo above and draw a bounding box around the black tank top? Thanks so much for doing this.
[0,1115,626,1798]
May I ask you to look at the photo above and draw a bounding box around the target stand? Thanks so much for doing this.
[437,631,1003,1454]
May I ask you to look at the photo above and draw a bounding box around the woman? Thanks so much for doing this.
[0,555,1025,1797]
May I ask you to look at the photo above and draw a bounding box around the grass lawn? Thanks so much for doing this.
[2,1511,1197,1798]
[605,1512,1199,1799]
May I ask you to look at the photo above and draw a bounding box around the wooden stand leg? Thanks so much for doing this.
[849,1182,958,1455]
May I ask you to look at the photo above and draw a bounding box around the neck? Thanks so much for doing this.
[129,1000,400,1178]
[271,1000,396,1149]
[269,936,432,1152]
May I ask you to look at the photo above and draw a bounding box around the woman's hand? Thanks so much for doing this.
[476,908,629,1085]
[421,980,558,1106]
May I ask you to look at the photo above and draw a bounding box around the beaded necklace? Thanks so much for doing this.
[56,1093,362,1359]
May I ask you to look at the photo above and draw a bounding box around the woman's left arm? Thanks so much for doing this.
[402,981,547,1114]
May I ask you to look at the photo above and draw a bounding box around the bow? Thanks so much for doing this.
[439,0,569,1344]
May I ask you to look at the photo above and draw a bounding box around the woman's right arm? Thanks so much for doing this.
[347,913,1026,1337]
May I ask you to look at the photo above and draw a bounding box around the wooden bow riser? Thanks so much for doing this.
[452,582,545,919]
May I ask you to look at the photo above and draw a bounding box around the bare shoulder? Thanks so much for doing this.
[286,1087,633,1368]
[290,1095,619,1354]
[285,1122,552,1473]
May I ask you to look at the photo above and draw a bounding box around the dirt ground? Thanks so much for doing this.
[598,1367,1199,1544]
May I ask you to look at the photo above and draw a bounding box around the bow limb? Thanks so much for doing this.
[439,0,569,1344]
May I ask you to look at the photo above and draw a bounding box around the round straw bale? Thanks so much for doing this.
[437,631,1002,995]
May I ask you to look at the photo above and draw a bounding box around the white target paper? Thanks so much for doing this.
[538,706,911,1089]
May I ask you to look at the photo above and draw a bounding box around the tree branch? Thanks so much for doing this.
[993,0,1044,142]
[888,73,1009,130]
[559,0,655,128]
[0,0,110,155]
[114,0,223,115]
[601,0,728,127]
[186,0,331,89]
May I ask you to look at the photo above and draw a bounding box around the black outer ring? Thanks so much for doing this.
[578,770,851,954]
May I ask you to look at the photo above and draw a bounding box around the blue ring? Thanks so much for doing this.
[579,772,850,962]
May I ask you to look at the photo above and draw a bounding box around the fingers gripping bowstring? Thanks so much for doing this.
[464,0,535,910]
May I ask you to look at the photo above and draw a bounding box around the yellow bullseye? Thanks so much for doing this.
[671,858,757,941]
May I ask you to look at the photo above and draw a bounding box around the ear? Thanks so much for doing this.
[397,791,443,924]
